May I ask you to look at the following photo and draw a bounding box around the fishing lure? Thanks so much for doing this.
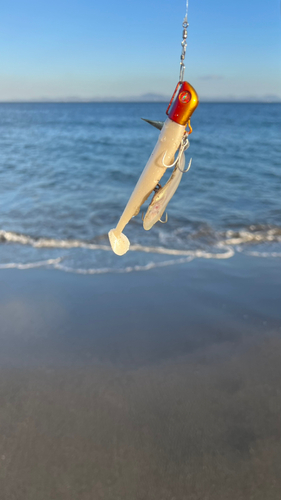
[108,82,198,255]
[108,2,199,255]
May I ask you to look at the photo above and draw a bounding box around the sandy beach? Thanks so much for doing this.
[0,254,281,499]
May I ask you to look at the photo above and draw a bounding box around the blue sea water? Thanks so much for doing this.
[0,102,280,274]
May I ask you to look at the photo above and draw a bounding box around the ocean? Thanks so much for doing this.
[0,101,280,274]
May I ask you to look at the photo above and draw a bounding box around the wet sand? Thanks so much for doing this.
[0,254,281,499]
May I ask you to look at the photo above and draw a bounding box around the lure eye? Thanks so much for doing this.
[179,91,191,104]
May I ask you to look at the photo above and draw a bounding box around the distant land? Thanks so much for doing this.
[1,93,281,103]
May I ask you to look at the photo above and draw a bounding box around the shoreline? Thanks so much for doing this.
[0,253,280,369]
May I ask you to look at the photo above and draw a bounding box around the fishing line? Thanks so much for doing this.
[179,0,189,82]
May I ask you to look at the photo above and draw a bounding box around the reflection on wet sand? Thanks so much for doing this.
[0,257,280,499]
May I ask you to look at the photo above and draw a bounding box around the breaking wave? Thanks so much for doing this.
[0,258,62,270]
[0,224,280,275]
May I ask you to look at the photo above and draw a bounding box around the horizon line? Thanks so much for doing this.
[0,98,281,104]
[0,92,281,104]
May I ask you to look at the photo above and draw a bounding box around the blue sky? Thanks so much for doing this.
[0,0,280,100]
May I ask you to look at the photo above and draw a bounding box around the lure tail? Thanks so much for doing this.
[108,229,130,256]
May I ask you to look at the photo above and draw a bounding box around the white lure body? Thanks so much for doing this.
[108,118,185,255]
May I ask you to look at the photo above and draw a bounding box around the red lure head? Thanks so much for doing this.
[166,81,199,129]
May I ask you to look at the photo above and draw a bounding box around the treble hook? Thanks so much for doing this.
[162,133,189,169]
[178,157,192,173]
[162,152,178,169]
[159,212,168,223]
